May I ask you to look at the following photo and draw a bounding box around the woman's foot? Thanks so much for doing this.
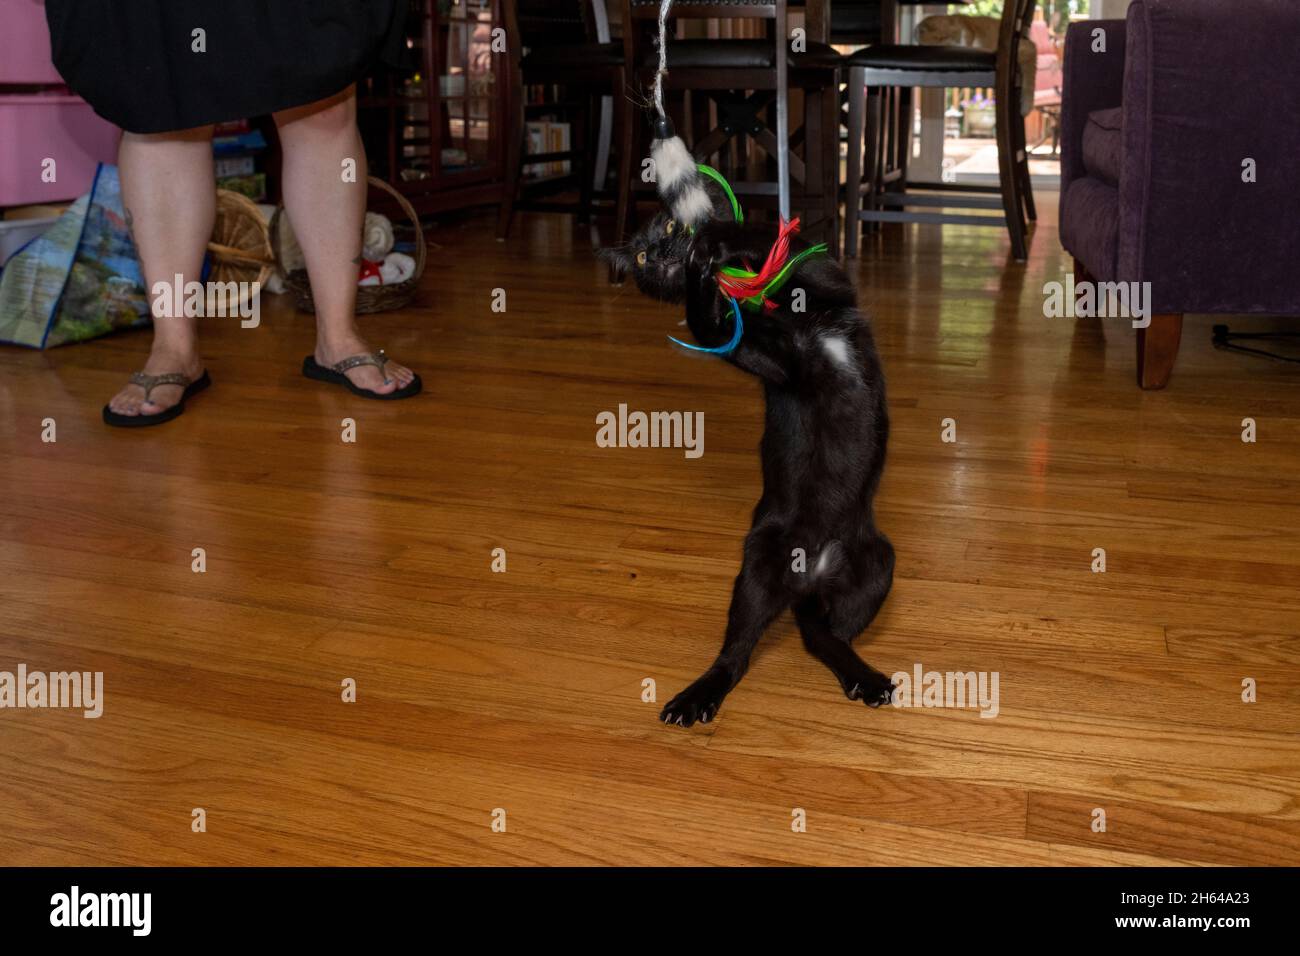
[315,333,417,396]
[105,344,205,418]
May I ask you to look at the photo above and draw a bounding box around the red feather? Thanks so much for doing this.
[715,217,801,303]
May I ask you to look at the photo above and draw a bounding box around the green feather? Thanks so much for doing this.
[695,164,743,224]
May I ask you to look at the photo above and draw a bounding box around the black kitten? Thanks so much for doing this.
[603,204,896,727]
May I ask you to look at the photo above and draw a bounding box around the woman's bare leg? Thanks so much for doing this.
[273,86,416,394]
[108,126,213,416]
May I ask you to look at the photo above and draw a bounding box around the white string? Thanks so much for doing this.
[653,0,673,120]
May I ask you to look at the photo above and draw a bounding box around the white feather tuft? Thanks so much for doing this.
[651,135,696,189]
[672,186,714,228]
[651,134,715,228]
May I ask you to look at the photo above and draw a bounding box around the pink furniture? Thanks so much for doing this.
[0,94,122,205]
[1029,19,1062,153]
[0,0,64,84]
[0,0,122,206]
[1029,20,1062,95]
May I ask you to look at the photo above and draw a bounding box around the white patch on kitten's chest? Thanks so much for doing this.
[821,334,853,368]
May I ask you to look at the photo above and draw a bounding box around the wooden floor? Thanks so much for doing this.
[2,197,1298,867]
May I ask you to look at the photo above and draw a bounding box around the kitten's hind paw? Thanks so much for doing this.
[659,668,731,728]
[846,670,897,708]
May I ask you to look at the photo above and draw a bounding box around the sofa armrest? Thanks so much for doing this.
[1059,19,1126,214]
[1119,0,1300,312]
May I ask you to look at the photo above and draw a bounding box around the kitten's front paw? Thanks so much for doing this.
[846,669,897,709]
[686,240,718,276]
[660,668,731,728]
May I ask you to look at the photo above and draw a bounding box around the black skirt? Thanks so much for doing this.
[45,1,410,133]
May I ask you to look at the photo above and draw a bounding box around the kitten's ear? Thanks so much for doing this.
[597,244,631,280]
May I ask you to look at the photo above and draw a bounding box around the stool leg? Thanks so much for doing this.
[883,87,899,193]
[577,93,595,225]
[844,66,866,258]
[897,85,914,187]
[496,72,525,240]
[1015,98,1036,222]
[823,77,841,259]
[776,56,791,220]
[994,91,1027,260]
[805,85,823,235]
[611,78,636,284]
[865,86,884,235]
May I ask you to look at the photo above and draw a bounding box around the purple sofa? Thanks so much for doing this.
[1058,0,1300,388]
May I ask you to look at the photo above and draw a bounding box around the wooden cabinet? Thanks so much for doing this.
[358,0,509,216]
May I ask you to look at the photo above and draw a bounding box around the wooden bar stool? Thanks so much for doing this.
[497,0,626,239]
[843,0,1038,260]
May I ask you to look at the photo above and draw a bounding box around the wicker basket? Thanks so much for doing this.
[207,189,275,315]
[269,176,426,314]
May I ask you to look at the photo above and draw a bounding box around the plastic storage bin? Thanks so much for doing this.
[0,0,64,84]
[0,93,121,206]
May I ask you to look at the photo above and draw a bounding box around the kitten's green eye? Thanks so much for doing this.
[665,220,676,236]
[636,250,647,267]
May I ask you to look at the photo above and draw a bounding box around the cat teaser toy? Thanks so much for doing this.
[667,296,745,355]
[648,1,825,358]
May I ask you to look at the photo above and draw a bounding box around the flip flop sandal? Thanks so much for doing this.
[102,369,211,428]
[301,349,422,400]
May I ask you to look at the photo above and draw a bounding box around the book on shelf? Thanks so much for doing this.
[212,128,268,157]
[214,156,256,179]
[211,121,268,197]
[523,120,570,179]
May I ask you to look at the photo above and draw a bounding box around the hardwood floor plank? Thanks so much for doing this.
[1026,791,1300,867]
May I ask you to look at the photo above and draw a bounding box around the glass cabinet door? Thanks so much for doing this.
[356,0,504,191]
[434,0,500,178]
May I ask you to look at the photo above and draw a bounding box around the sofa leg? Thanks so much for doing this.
[1072,257,1092,287]
[1137,313,1183,389]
